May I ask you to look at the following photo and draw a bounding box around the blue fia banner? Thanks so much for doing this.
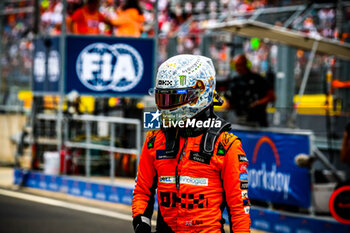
[221,207,350,232]
[230,129,312,208]
[65,36,155,96]
[32,37,60,94]
[13,169,133,206]
[250,207,350,233]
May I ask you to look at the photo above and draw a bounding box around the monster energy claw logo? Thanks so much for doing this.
[179,75,186,86]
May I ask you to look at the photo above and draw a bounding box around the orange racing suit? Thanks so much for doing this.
[132,128,251,233]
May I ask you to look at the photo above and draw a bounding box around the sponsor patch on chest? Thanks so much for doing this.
[156,149,176,159]
[159,176,208,186]
[189,151,211,165]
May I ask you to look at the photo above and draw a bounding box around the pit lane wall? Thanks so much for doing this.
[14,169,134,205]
[13,169,350,232]
[13,125,350,232]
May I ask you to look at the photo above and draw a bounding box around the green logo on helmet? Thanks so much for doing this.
[179,75,187,86]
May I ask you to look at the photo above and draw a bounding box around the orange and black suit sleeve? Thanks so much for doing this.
[132,131,158,232]
[221,137,251,232]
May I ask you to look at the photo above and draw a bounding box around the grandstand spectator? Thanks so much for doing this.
[142,2,155,36]
[2,1,33,91]
[65,1,84,34]
[41,0,63,35]
[184,2,193,18]
[99,0,118,35]
[158,8,170,35]
[172,2,187,25]
[110,0,144,37]
[70,0,107,35]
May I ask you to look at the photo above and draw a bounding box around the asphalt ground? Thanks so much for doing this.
[0,192,134,233]
[0,167,266,233]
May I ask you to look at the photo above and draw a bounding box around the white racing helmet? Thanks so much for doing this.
[155,54,216,124]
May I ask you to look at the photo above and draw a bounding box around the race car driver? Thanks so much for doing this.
[132,54,251,233]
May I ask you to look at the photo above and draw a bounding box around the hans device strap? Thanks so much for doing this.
[199,117,232,158]
[164,128,180,158]
[161,117,231,161]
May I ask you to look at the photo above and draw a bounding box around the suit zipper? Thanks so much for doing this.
[175,138,187,190]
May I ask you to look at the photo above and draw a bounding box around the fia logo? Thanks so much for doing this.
[143,110,161,129]
[76,43,143,92]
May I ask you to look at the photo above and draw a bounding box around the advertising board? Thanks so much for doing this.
[231,129,312,208]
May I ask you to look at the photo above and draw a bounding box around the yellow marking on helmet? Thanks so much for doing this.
[166,63,176,68]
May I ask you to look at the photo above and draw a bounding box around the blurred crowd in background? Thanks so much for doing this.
[1,0,350,107]
[1,0,350,177]
[38,0,270,36]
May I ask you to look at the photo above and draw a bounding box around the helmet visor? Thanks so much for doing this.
[155,88,200,110]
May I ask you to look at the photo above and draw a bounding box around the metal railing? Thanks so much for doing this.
[36,113,141,182]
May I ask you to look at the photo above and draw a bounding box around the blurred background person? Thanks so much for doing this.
[99,0,118,35]
[110,0,144,37]
[70,0,107,35]
[40,0,63,35]
[225,54,276,127]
